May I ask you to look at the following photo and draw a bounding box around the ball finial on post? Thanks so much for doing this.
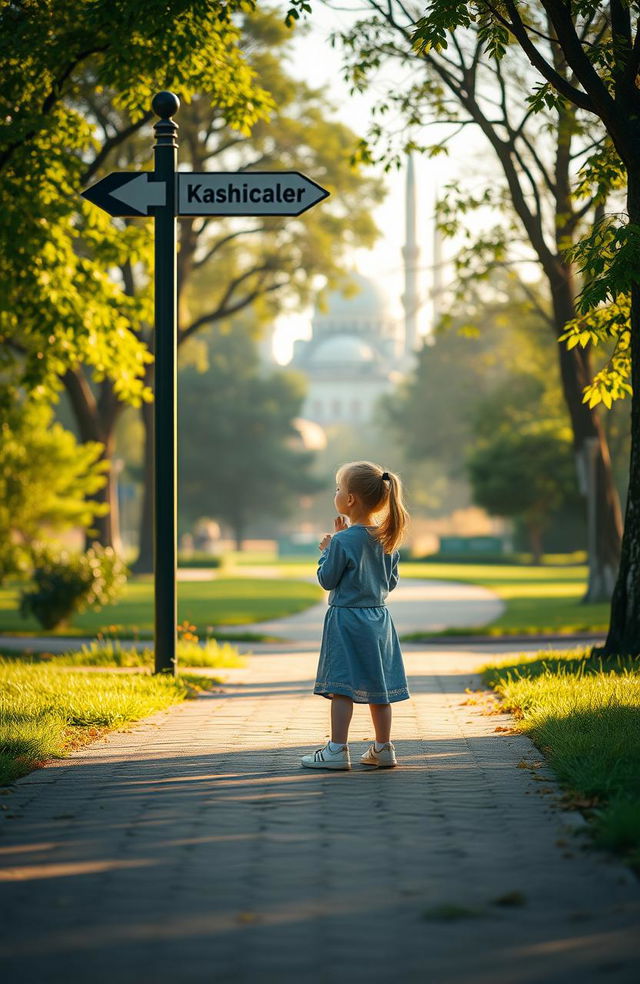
[152,91,180,120]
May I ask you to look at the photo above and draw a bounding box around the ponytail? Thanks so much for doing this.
[375,470,409,554]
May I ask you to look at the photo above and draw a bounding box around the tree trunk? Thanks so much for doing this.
[63,368,123,554]
[547,263,623,601]
[90,437,122,555]
[473,95,623,601]
[527,523,544,565]
[599,175,640,656]
[131,373,155,574]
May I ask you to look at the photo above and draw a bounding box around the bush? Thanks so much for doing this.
[0,399,109,585]
[19,544,128,630]
[177,552,224,569]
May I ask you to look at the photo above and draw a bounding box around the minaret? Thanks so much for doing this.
[431,186,444,332]
[402,154,420,358]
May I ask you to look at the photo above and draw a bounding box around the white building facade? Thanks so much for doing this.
[290,274,406,425]
[281,157,426,428]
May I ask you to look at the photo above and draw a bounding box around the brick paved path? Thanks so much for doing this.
[1,647,638,983]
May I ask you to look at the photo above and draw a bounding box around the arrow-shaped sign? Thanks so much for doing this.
[177,171,329,217]
[81,172,166,217]
[82,170,329,219]
[79,92,333,677]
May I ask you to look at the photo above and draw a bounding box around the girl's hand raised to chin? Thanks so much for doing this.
[319,516,348,550]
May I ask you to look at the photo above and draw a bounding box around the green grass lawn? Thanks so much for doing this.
[0,661,214,785]
[398,562,609,636]
[0,576,323,638]
[0,556,611,640]
[478,648,640,871]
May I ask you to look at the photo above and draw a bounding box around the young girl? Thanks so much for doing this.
[301,460,410,771]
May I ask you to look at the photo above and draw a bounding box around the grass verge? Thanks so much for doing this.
[478,647,640,871]
[0,661,216,786]
[397,562,609,637]
[0,637,246,670]
[0,576,323,637]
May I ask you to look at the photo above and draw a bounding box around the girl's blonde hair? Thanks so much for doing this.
[337,460,409,554]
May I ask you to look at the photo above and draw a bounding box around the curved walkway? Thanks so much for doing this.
[215,576,505,643]
[0,576,505,654]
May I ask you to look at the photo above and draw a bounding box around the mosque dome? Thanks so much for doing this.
[315,273,390,320]
[307,335,377,367]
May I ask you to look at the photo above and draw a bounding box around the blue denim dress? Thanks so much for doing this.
[313,525,410,704]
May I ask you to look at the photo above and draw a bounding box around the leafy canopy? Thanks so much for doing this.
[0,400,109,582]
[0,0,273,409]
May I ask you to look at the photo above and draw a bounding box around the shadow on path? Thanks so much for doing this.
[1,651,639,983]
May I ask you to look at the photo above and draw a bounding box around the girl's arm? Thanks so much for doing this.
[389,551,400,592]
[317,535,348,590]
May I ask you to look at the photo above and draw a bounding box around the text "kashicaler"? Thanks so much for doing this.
[185,182,307,205]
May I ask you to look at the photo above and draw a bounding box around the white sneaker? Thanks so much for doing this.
[361,742,398,768]
[301,742,351,770]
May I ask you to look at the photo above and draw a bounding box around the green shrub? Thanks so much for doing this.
[177,552,224,569]
[19,543,128,630]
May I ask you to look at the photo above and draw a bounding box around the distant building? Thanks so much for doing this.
[289,273,406,425]
[270,156,433,429]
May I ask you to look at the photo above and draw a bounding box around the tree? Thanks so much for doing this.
[408,2,640,656]
[331,0,623,603]
[0,0,271,401]
[467,426,581,563]
[467,356,585,562]
[382,274,592,525]
[0,400,108,582]
[178,323,324,548]
[0,0,276,562]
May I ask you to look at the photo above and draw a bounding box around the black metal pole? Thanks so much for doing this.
[152,91,179,675]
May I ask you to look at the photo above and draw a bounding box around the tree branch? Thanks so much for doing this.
[0,45,108,171]
[81,111,153,184]
[537,1,617,121]
[180,276,287,342]
[479,1,596,114]
[191,225,267,270]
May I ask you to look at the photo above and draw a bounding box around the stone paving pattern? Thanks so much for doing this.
[1,646,639,983]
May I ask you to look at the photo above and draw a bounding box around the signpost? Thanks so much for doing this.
[81,91,330,675]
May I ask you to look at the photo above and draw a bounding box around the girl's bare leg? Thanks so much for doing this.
[330,695,353,744]
[369,702,392,743]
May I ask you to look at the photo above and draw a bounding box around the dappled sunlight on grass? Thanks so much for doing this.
[0,663,203,784]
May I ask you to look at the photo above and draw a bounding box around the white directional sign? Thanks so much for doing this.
[111,174,166,214]
[177,171,329,216]
[81,172,166,217]
[82,170,330,218]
